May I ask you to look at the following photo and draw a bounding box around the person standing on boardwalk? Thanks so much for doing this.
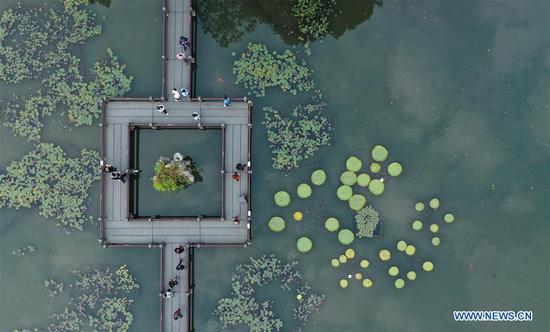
[232,172,240,181]
[169,276,178,288]
[174,308,183,320]
[233,216,240,225]
[172,88,181,101]
[176,259,185,271]
[103,164,116,173]
[161,289,174,298]
[223,94,232,108]
[181,88,189,98]
[174,245,185,254]
[179,36,191,50]
[156,104,169,115]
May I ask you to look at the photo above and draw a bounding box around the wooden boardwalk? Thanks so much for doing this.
[98,1,252,331]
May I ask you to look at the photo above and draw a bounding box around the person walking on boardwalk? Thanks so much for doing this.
[174,245,185,254]
[176,259,185,271]
[161,289,174,298]
[169,276,178,288]
[233,216,240,225]
[111,171,127,183]
[177,52,185,60]
[232,172,240,181]
[236,163,245,171]
[223,94,232,108]
[181,88,189,98]
[156,104,169,115]
[172,88,181,101]
[174,308,183,320]
[103,164,116,173]
[179,36,191,50]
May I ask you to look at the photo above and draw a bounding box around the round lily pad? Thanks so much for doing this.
[357,173,371,187]
[394,278,405,289]
[346,156,362,172]
[339,279,349,288]
[368,179,385,195]
[429,198,440,209]
[337,185,353,201]
[293,211,303,221]
[340,171,357,186]
[370,162,381,173]
[331,259,340,267]
[268,217,285,232]
[432,236,440,246]
[345,248,355,259]
[296,237,312,253]
[338,255,347,263]
[397,240,407,251]
[414,202,425,211]
[430,224,439,233]
[388,266,399,276]
[372,145,388,162]
[362,278,373,288]
[379,249,391,261]
[355,273,363,280]
[412,220,423,231]
[274,191,291,207]
[387,162,403,177]
[338,229,355,245]
[422,261,434,272]
[407,271,417,281]
[297,183,312,199]
[324,217,340,232]
[405,245,416,256]
[311,169,326,186]
[349,194,367,211]
[360,259,370,268]
[444,213,455,223]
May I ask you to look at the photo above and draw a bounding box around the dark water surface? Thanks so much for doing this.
[1,0,549,331]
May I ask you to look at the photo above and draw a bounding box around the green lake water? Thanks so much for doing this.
[1,0,549,331]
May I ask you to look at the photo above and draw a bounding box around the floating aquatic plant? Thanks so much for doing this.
[355,205,380,238]
[0,143,99,231]
[378,249,391,261]
[234,43,314,97]
[432,237,441,246]
[291,0,336,42]
[268,216,286,232]
[297,236,313,253]
[387,162,403,177]
[263,103,331,170]
[44,278,64,298]
[412,219,423,231]
[310,169,326,186]
[214,255,325,329]
[337,229,355,245]
[152,155,202,192]
[444,213,455,223]
[357,173,371,187]
[407,271,417,281]
[348,194,367,211]
[362,278,373,288]
[340,171,357,186]
[324,217,340,232]
[371,145,388,162]
[293,211,303,221]
[297,183,312,198]
[422,261,434,272]
[368,179,385,195]
[336,185,353,201]
[274,191,291,207]
[12,245,35,257]
[394,278,405,289]
[345,156,362,172]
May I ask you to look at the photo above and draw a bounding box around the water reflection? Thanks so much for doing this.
[197,0,383,47]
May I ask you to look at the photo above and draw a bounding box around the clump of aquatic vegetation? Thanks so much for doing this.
[263,103,331,170]
[48,265,139,331]
[44,278,64,298]
[233,42,314,97]
[0,0,133,141]
[291,0,336,53]
[355,205,380,238]
[0,0,101,84]
[152,155,202,192]
[12,244,36,257]
[0,143,100,231]
[214,255,324,331]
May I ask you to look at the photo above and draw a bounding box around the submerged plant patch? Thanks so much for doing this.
[0,143,100,231]
[214,255,324,331]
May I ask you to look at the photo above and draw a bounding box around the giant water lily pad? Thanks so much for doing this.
[388,266,399,276]
[394,278,405,289]
[268,217,285,232]
[348,194,367,211]
[407,271,417,281]
[432,237,441,246]
[357,173,371,187]
[414,202,425,211]
[296,237,312,253]
[371,145,388,162]
[397,240,407,251]
[297,183,312,198]
[422,261,434,272]
[429,198,440,209]
[379,249,391,261]
[387,162,403,177]
[412,220,423,231]
[274,191,291,207]
[405,245,416,256]
[311,169,326,186]
[368,179,385,195]
[340,171,357,186]
[337,185,353,201]
[444,213,455,223]
[338,229,355,245]
[370,162,381,173]
[346,156,362,172]
[362,278,373,288]
[345,248,355,259]
[324,217,340,232]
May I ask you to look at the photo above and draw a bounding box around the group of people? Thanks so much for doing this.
[160,245,188,320]
[103,164,140,184]
[177,36,193,65]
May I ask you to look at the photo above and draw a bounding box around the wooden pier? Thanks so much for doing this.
[98,1,252,331]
